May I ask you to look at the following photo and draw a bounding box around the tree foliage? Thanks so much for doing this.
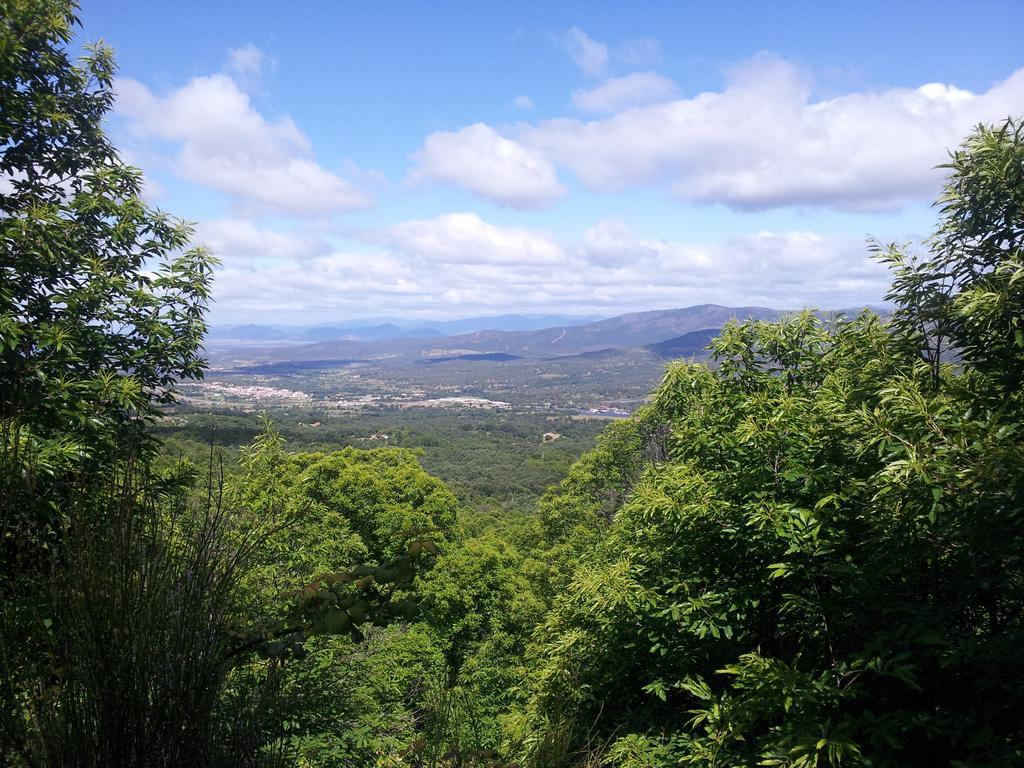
[1,2,223,762]
[518,118,1024,767]
[0,0,215,584]
[5,5,1024,766]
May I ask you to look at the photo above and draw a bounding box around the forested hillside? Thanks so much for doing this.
[3,2,1024,767]
[152,409,608,516]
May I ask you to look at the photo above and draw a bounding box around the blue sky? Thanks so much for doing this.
[76,1,1024,323]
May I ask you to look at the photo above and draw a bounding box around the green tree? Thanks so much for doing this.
[881,117,1024,392]
[0,0,215,578]
[221,429,457,766]
[533,412,667,601]
[519,119,1024,768]
[0,4,247,764]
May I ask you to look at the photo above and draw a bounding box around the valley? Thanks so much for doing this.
[193,304,787,414]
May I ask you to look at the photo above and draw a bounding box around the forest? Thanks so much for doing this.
[151,408,609,518]
[3,2,1024,767]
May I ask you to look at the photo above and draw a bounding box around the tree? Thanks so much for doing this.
[519,118,1024,768]
[218,428,454,765]
[0,0,215,571]
[0,2,221,763]
[882,117,1024,392]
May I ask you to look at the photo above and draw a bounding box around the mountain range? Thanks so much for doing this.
[212,304,807,365]
[206,314,601,344]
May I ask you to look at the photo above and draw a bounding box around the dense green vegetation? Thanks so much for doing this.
[3,2,1024,767]
[153,408,607,516]
[507,120,1024,767]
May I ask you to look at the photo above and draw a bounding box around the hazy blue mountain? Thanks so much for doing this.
[208,313,600,345]
[645,328,722,359]
[226,304,786,364]
[410,314,601,335]
[412,305,782,357]
[301,323,443,341]
[206,324,293,341]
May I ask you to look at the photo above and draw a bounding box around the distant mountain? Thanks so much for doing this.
[645,328,722,359]
[206,324,292,341]
[207,314,598,345]
[239,304,786,363]
[411,314,600,336]
[302,323,443,341]
[207,322,443,343]
[413,305,782,358]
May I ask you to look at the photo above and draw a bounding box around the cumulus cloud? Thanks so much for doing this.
[415,55,1024,212]
[196,219,331,263]
[116,73,372,216]
[572,219,891,307]
[213,250,422,319]
[561,27,609,77]
[571,72,678,113]
[408,123,565,208]
[578,218,660,266]
[210,211,895,323]
[522,55,1024,210]
[381,212,564,265]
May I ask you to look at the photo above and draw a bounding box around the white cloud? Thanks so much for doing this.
[521,55,1024,210]
[116,73,372,216]
[572,219,890,307]
[226,44,268,78]
[578,218,659,266]
[413,55,1023,212]
[511,94,536,110]
[196,219,331,263]
[408,123,565,208]
[213,250,422,319]
[571,72,678,113]
[209,212,895,323]
[561,27,609,78]
[381,212,564,265]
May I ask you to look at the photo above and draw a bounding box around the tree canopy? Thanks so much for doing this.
[516,118,1024,767]
[4,2,1024,766]
[0,0,216,585]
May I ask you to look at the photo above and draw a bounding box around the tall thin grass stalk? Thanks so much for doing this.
[5,452,287,768]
